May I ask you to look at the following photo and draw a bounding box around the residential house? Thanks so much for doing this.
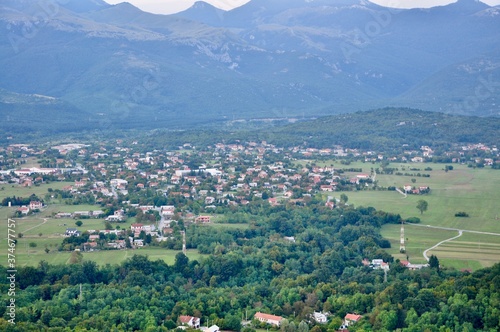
[343,313,362,326]
[133,239,144,247]
[74,181,86,188]
[205,196,216,204]
[178,315,200,329]
[65,228,80,237]
[400,260,429,270]
[17,206,30,215]
[55,212,72,219]
[320,185,334,192]
[268,198,279,206]
[371,259,390,270]
[161,205,176,218]
[312,312,328,324]
[254,312,284,327]
[29,201,43,210]
[131,223,144,233]
[206,325,219,332]
[88,235,100,242]
[195,216,211,223]
[106,215,124,222]
[73,211,91,218]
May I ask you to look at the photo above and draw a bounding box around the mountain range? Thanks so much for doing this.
[0,0,499,134]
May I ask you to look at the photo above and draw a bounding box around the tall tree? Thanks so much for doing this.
[416,200,428,215]
[429,254,440,271]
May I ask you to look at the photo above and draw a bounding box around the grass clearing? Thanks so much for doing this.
[209,223,250,230]
[380,224,458,264]
[349,163,500,270]
[0,246,204,267]
[0,181,73,199]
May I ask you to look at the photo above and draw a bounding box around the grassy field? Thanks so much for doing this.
[1,243,204,267]
[0,181,73,198]
[302,160,500,270]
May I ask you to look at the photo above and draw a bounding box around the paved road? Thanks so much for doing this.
[422,230,463,261]
[395,187,407,198]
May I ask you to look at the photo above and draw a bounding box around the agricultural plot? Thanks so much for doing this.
[0,181,73,198]
[426,232,500,271]
[349,163,500,270]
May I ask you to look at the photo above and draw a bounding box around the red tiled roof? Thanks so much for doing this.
[345,313,362,322]
[254,312,283,321]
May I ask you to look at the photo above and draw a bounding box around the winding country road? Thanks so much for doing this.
[407,223,500,262]
[422,230,463,261]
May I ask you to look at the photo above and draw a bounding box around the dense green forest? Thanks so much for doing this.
[131,108,500,153]
[2,200,499,331]
[263,108,500,151]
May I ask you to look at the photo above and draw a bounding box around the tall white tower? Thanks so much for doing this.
[181,230,186,255]
[400,221,406,253]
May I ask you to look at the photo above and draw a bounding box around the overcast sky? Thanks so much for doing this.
[103,0,500,15]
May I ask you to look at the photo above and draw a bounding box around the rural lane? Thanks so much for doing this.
[422,230,463,261]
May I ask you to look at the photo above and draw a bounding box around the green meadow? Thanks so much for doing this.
[0,181,73,198]
[304,160,500,270]
[346,163,500,270]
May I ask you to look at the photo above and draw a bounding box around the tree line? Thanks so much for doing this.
[1,202,499,331]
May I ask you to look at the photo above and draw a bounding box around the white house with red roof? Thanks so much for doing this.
[178,315,200,328]
[254,312,284,327]
[343,313,362,326]
[17,206,30,215]
[131,223,144,233]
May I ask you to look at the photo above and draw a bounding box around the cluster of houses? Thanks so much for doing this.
[176,311,363,331]
[362,258,390,271]
[403,185,430,195]
[16,200,44,215]
[56,210,105,219]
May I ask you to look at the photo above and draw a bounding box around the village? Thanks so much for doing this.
[0,139,497,256]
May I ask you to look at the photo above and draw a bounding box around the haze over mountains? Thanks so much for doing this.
[0,0,499,132]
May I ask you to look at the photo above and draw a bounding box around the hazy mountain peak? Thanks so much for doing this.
[174,1,227,26]
[60,0,110,13]
[192,1,222,10]
[444,0,490,12]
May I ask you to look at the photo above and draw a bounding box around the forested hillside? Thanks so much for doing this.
[116,108,500,153]
[1,201,499,331]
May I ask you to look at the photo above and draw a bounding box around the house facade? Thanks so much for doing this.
[254,312,284,327]
[179,315,200,328]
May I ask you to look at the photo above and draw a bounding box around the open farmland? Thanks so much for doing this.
[342,162,500,270]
